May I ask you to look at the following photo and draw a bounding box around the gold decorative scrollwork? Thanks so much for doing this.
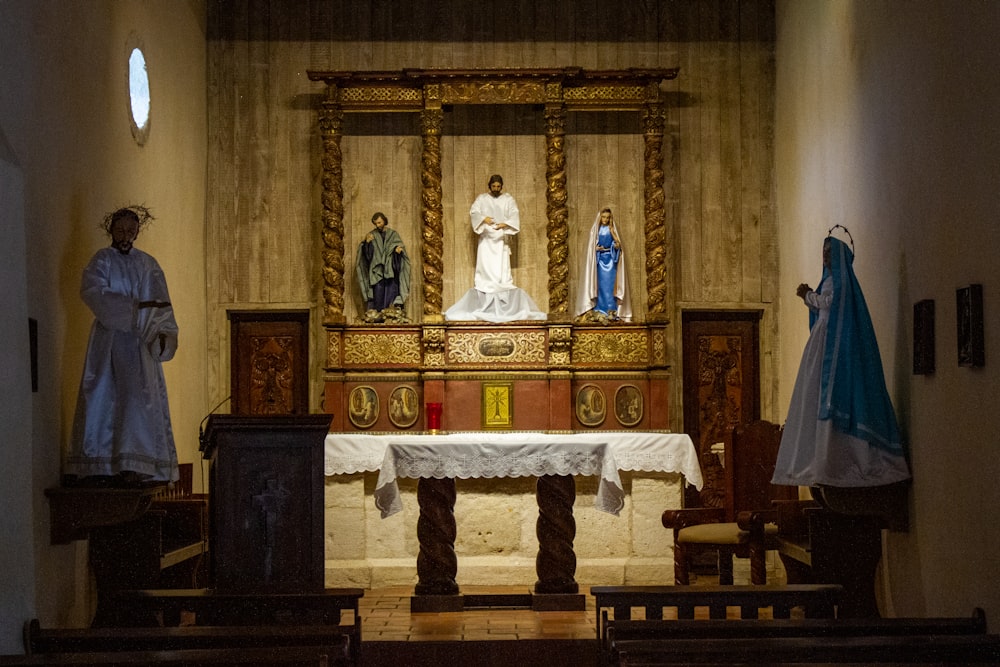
[326,329,342,367]
[440,81,547,105]
[422,326,446,368]
[447,331,546,365]
[651,328,668,366]
[563,85,646,106]
[343,333,422,366]
[573,331,649,364]
[339,87,422,108]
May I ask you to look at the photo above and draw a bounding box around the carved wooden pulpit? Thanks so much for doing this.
[201,414,331,593]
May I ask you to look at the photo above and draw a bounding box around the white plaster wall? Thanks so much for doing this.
[776,0,1000,617]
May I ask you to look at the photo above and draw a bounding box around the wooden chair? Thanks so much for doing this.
[661,420,797,585]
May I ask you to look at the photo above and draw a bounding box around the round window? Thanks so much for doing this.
[128,46,150,144]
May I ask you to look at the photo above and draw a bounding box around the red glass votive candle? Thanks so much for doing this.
[426,402,442,433]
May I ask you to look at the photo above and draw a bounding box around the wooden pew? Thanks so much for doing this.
[105,587,363,625]
[590,584,842,666]
[614,633,1000,665]
[606,610,993,665]
[591,594,1000,667]
[0,645,334,665]
[99,588,364,665]
[23,620,354,666]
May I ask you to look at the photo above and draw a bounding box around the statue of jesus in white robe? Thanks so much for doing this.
[445,175,546,322]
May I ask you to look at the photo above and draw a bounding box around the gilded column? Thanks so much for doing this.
[642,103,669,322]
[544,105,570,321]
[420,95,445,322]
[319,102,346,324]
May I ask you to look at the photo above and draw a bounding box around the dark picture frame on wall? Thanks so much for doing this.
[913,299,935,375]
[956,284,985,367]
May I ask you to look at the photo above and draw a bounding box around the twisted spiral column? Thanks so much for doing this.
[415,477,459,595]
[534,474,578,594]
[544,106,570,320]
[642,104,669,321]
[420,108,445,319]
[319,105,346,324]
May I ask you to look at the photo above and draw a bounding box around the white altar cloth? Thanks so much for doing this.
[324,431,703,518]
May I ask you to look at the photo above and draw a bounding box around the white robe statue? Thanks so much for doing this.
[445,188,546,322]
[65,246,180,483]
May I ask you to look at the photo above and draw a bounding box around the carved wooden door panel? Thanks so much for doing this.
[681,310,761,509]
[229,310,310,415]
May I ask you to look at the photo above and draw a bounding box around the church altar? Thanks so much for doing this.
[325,431,700,610]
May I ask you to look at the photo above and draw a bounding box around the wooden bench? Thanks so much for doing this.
[591,584,842,666]
[23,620,355,666]
[99,588,364,665]
[594,602,999,666]
[0,645,335,665]
[614,633,1000,665]
[105,587,363,624]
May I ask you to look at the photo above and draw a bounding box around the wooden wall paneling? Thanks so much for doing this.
[399,130,424,320]
[757,4,779,306]
[308,0,333,70]
[621,133,648,321]
[676,21,703,303]
[564,129,587,305]
[466,1,491,68]
[738,2,764,304]
[353,0,375,71]
[269,8,296,304]
[288,17,317,308]
[243,9,271,304]
[569,0,597,67]
[551,1,575,66]
[211,10,240,306]
[595,2,619,69]
[341,134,365,322]
[443,132,468,306]
[698,4,725,304]
[512,111,545,306]
[718,1,744,304]
[529,0,557,67]
[325,0,353,70]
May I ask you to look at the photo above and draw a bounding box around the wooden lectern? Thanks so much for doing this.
[201,414,331,593]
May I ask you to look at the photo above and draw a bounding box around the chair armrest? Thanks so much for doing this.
[771,499,821,534]
[661,507,725,530]
[736,509,777,531]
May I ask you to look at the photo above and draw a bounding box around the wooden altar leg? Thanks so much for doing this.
[534,474,579,595]
[414,477,459,596]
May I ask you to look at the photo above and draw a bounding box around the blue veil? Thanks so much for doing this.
[816,236,904,455]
